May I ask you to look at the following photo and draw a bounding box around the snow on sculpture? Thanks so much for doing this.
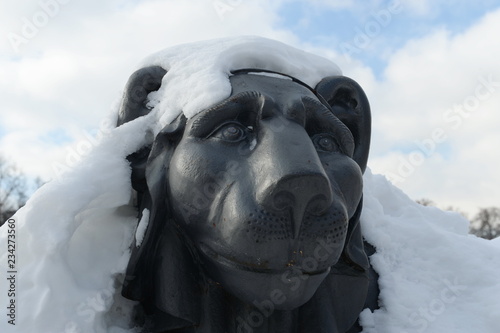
[0,36,499,333]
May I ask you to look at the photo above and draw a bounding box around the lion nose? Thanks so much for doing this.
[264,174,333,239]
[253,117,334,239]
[271,175,332,213]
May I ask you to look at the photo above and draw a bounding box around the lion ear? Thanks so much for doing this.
[117,66,167,126]
[315,76,371,173]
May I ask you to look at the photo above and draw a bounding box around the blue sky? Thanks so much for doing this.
[277,1,500,77]
[1,0,499,216]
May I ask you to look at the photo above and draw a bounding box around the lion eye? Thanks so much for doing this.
[212,123,248,142]
[312,134,339,152]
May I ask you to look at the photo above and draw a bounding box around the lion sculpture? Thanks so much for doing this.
[116,37,378,333]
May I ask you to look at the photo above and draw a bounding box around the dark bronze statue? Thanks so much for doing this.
[117,65,378,332]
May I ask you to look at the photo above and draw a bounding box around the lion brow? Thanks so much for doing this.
[188,91,265,137]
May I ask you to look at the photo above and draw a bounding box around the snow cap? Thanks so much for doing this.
[139,36,342,128]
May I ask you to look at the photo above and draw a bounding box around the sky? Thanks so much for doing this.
[1,0,499,218]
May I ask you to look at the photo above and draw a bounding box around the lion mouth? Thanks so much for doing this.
[198,242,330,276]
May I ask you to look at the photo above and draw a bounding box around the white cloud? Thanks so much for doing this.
[399,0,433,16]
[368,8,500,214]
[303,0,356,10]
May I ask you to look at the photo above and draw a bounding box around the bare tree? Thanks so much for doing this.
[0,157,27,224]
[470,207,500,240]
[416,198,435,206]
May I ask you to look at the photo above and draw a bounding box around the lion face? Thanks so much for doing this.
[167,73,363,309]
[119,64,373,331]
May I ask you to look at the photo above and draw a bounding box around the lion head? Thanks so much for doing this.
[117,40,373,333]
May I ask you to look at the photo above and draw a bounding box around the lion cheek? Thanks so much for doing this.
[325,157,363,218]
